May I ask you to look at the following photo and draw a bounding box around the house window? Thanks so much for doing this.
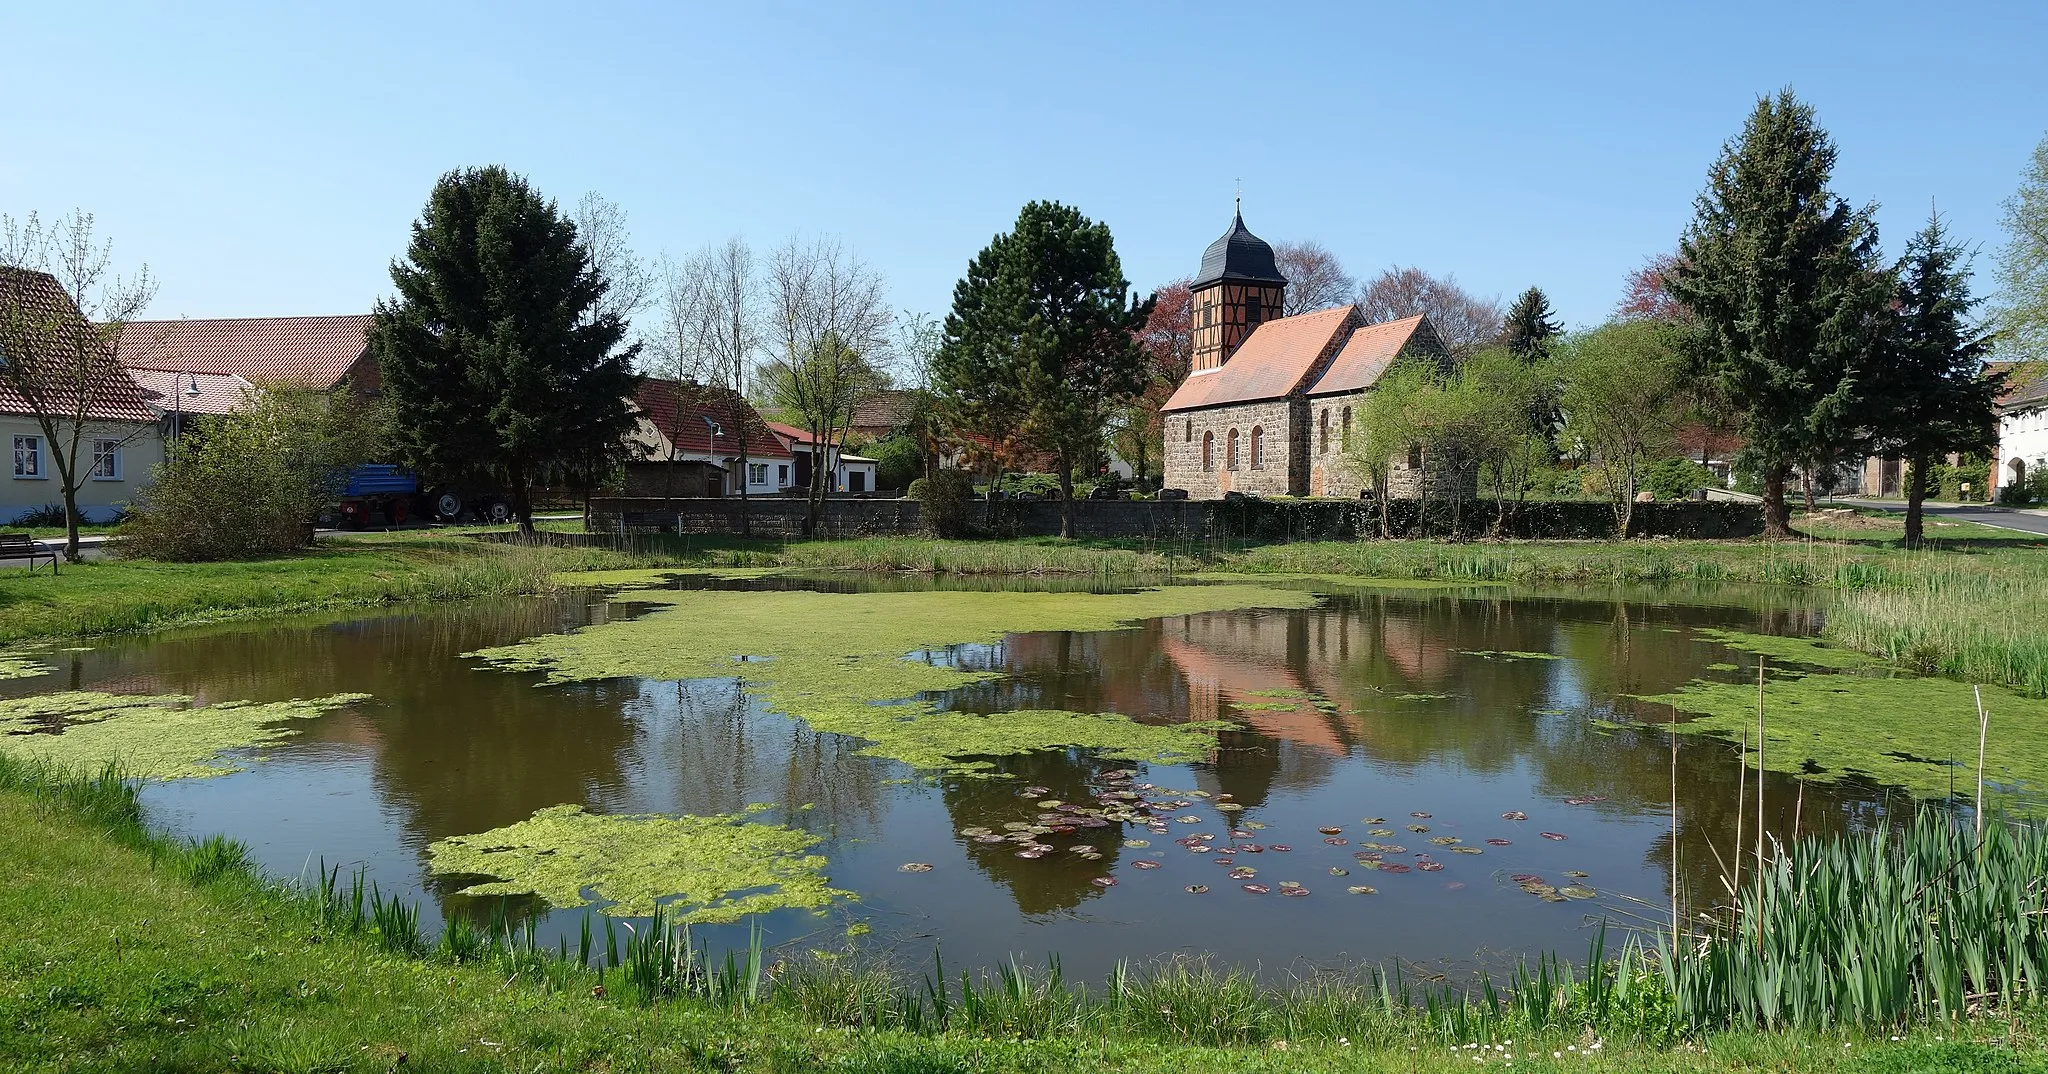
[90,439,122,480]
[1202,431,1214,472]
[748,462,768,485]
[778,464,789,486]
[1249,426,1265,470]
[11,435,41,479]
[1407,442,1424,470]
[1318,411,1329,454]
[1226,428,1240,471]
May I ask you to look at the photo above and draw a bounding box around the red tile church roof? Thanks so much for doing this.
[1306,315,1429,397]
[1160,305,1357,413]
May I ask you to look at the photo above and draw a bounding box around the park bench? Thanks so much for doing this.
[0,532,57,573]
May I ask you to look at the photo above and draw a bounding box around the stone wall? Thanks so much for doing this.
[586,495,1765,541]
[1163,397,1295,498]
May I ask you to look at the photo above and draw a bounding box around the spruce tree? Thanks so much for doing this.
[1867,212,2004,546]
[1665,90,1894,537]
[1500,286,1562,361]
[369,167,638,532]
[933,201,1148,537]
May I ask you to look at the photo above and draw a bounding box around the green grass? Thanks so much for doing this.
[3,755,2045,1072]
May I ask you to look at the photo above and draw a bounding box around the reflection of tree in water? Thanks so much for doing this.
[936,753,1128,917]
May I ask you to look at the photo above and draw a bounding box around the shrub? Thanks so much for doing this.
[8,503,68,528]
[908,469,974,538]
[868,434,924,491]
[121,388,377,561]
[1642,456,1719,500]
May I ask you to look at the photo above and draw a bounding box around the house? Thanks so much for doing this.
[1991,371,2048,500]
[765,421,881,494]
[1,268,166,525]
[847,389,923,442]
[117,315,377,434]
[1160,209,1451,499]
[627,380,795,497]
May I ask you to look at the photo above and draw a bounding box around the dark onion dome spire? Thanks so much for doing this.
[1193,207,1286,288]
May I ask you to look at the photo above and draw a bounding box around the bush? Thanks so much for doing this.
[121,389,376,561]
[1642,456,1719,501]
[908,469,974,538]
[868,434,924,491]
[8,503,68,528]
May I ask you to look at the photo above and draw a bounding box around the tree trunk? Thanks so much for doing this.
[1617,465,1636,539]
[736,428,752,538]
[1903,453,1930,548]
[62,482,82,562]
[1761,464,1793,538]
[1057,454,1074,539]
[1800,465,1816,512]
[510,460,535,534]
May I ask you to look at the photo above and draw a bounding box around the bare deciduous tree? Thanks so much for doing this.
[1356,266,1503,358]
[574,192,654,346]
[657,238,766,529]
[762,236,890,534]
[0,211,156,558]
[1273,240,1355,316]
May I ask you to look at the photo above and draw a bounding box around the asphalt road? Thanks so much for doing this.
[1831,498,2048,538]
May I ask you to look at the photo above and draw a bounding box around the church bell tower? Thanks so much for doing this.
[1189,203,1288,373]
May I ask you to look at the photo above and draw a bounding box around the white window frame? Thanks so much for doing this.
[778,463,789,486]
[12,435,43,479]
[748,462,769,485]
[90,438,123,481]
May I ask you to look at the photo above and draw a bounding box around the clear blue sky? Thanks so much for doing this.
[5,1,2044,334]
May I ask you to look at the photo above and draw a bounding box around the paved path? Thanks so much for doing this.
[1830,498,2048,538]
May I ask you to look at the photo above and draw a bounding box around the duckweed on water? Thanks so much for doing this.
[1693,628,1881,671]
[0,652,53,680]
[467,585,1315,774]
[0,691,368,779]
[426,803,845,920]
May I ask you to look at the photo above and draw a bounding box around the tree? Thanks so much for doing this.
[933,201,1149,537]
[572,192,654,345]
[659,238,764,530]
[1111,278,1194,488]
[762,236,890,534]
[890,311,945,483]
[1500,287,1562,361]
[1993,132,2048,370]
[1866,212,2005,546]
[1459,348,1553,533]
[1557,321,1686,536]
[1273,240,1355,316]
[1664,90,1894,537]
[369,166,639,533]
[0,211,156,559]
[1616,253,1690,322]
[1356,267,1503,358]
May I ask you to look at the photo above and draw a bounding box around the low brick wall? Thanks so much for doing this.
[585,496,1764,541]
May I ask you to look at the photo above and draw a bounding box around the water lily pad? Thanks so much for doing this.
[1123,838,1150,848]
[1410,812,1432,819]
[1318,826,1344,835]
[1429,836,1460,846]
[1452,846,1484,855]
[1215,802,1245,811]
[1213,856,1235,865]
[960,826,993,837]
[1021,787,1048,797]
[1380,863,1412,874]
[1417,860,1444,872]
[1486,838,1513,846]
[1346,885,1378,895]
[1323,837,1348,845]
[1329,867,1349,876]
[1357,859,1383,870]
[1565,870,1590,878]
[1176,815,1203,823]
[1229,829,1253,839]
[1091,876,1117,887]
[1277,880,1302,890]
[1406,824,1431,833]
[1559,885,1596,899]
[1361,817,1386,824]
[1268,844,1292,852]
[1368,828,1395,837]
[1241,883,1271,894]
[973,834,1007,844]
[1237,844,1264,853]
[1068,844,1097,855]
[1133,859,1161,870]
[1502,811,1529,821]
[1015,849,1045,858]
[1540,832,1568,841]
[1279,886,1309,897]
[1186,884,1210,894]
[900,862,934,873]
[1245,821,1268,830]
[1229,867,1257,879]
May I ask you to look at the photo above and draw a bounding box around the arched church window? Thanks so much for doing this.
[1202,431,1214,472]
[1250,426,1264,470]
[1341,406,1353,448]
[1318,410,1329,454]
[1185,419,1193,443]
[1226,428,1240,470]
[1407,442,1424,470]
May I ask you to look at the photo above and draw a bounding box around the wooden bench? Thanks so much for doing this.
[0,532,57,573]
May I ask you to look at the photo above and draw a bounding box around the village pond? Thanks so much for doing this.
[3,571,2036,983]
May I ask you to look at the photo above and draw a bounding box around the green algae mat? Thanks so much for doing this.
[427,803,844,921]
[468,584,1318,775]
[0,691,368,779]
[1627,630,2048,809]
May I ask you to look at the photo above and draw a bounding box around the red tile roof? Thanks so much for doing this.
[1161,305,1357,412]
[1306,315,1429,396]
[117,315,372,389]
[633,380,792,459]
[128,368,255,416]
[0,268,161,424]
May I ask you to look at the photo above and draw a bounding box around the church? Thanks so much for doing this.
[1161,209,1448,499]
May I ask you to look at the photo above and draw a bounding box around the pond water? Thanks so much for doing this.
[0,574,1973,981]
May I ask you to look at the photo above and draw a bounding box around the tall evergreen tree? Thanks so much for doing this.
[369,167,638,533]
[1867,212,2004,546]
[1500,286,1562,361]
[1665,90,1894,537]
[933,201,1149,537]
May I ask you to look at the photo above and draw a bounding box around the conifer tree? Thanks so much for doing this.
[1665,91,1894,537]
[1867,212,2004,545]
[369,167,638,533]
[1500,286,1562,361]
[934,201,1148,537]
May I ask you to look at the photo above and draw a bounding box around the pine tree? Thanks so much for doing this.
[1867,212,2004,545]
[1500,286,1562,361]
[369,167,638,533]
[933,201,1148,537]
[1665,90,1894,537]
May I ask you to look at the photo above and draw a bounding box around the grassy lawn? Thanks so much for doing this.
[2,759,2041,1073]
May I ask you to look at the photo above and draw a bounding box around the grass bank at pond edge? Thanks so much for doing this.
[3,755,2043,1074]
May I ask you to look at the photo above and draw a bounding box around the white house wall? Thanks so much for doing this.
[1998,402,2048,492]
[3,416,165,525]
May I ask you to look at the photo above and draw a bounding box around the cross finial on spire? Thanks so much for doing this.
[1235,178,1242,213]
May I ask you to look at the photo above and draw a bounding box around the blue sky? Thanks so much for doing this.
[4,1,2044,335]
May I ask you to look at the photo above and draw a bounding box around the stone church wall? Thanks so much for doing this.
[1164,399,1295,498]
